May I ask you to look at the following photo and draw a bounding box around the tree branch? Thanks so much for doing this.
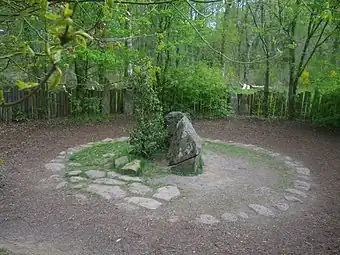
[0,65,56,108]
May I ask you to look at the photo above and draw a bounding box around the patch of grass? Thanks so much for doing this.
[0,248,9,255]
[204,141,293,191]
[68,140,171,179]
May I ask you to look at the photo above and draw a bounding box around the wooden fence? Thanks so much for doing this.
[0,87,336,122]
[0,87,124,121]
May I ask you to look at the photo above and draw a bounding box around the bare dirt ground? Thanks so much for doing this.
[1,116,340,254]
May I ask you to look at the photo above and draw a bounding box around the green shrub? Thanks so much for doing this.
[129,65,167,158]
[159,62,231,118]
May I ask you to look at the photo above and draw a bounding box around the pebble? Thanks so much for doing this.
[196,214,220,225]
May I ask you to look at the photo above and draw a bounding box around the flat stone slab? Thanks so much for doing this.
[284,195,303,203]
[115,202,140,212]
[85,170,106,179]
[298,175,310,181]
[285,188,307,198]
[128,182,152,195]
[153,186,180,201]
[114,156,129,168]
[68,162,82,167]
[70,176,88,183]
[107,172,122,179]
[238,212,249,219]
[124,197,162,210]
[73,183,87,189]
[102,138,114,142]
[248,204,275,217]
[118,175,142,182]
[196,214,220,225]
[294,180,310,191]
[274,202,289,211]
[296,167,310,176]
[67,170,82,176]
[87,184,126,200]
[45,163,65,172]
[221,213,238,222]
[93,178,126,185]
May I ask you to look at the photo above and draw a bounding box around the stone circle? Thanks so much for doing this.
[44,136,314,225]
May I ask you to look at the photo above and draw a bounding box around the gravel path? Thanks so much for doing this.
[1,117,340,254]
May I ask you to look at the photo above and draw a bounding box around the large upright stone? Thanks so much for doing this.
[165,112,202,175]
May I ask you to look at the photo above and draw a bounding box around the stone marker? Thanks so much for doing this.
[124,197,162,210]
[87,184,126,200]
[285,188,307,198]
[221,213,238,222]
[128,182,152,195]
[67,170,82,176]
[165,112,202,175]
[294,180,311,191]
[196,214,220,225]
[284,195,303,203]
[248,204,275,217]
[85,170,106,179]
[153,186,180,201]
[93,178,126,185]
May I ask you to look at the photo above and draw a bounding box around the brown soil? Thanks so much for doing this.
[1,116,340,254]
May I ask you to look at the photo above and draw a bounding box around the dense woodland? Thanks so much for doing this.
[0,0,339,126]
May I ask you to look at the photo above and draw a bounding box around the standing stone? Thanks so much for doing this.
[165,112,202,175]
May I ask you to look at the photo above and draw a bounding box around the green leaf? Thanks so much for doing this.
[49,67,62,90]
[64,3,73,17]
[51,49,62,64]
[0,89,4,103]
[16,80,38,90]
[44,13,61,20]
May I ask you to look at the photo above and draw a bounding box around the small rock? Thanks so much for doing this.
[296,167,310,176]
[69,176,88,183]
[59,151,66,156]
[85,170,106,179]
[87,184,126,200]
[294,180,311,191]
[221,213,238,222]
[47,174,62,181]
[274,202,289,211]
[68,162,82,167]
[238,212,249,219]
[116,137,129,142]
[103,153,116,158]
[114,156,129,168]
[285,161,298,168]
[285,188,307,198]
[56,181,67,190]
[285,156,292,161]
[128,182,152,195]
[196,214,220,225]
[118,175,142,182]
[50,159,64,163]
[284,195,303,203]
[248,204,275,217]
[45,163,65,172]
[107,172,122,179]
[153,186,180,201]
[80,144,91,148]
[93,178,125,185]
[124,197,162,210]
[67,170,82,176]
[56,155,66,159]
[122,160,141,174]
